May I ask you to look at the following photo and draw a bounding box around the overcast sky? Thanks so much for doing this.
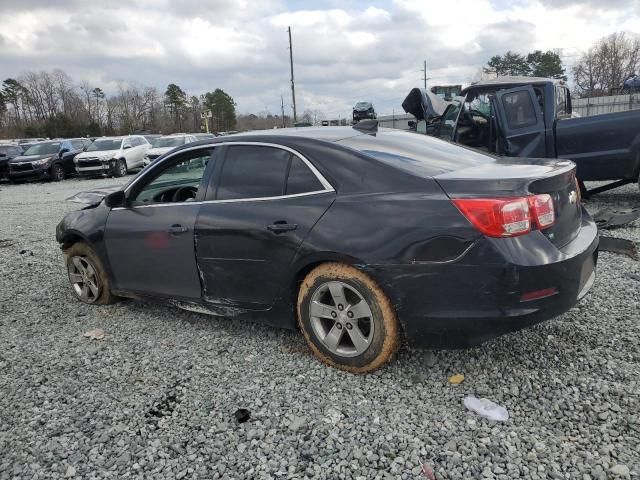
[1,0,639,118]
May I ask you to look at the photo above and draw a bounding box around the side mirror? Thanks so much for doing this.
[123,144,132,150]
[105,190,127,208]
[59,148,69,157]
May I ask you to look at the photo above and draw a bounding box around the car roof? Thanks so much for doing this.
[462,76,562,94]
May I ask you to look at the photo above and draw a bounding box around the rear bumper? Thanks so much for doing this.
[365,210,599,348]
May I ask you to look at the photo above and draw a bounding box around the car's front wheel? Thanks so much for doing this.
[50,163,65,182]
[297,263,400,373]
[65,242,118,305]
[112,159,127,177]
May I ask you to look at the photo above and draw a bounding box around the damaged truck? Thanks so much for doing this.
[402,77,640,196]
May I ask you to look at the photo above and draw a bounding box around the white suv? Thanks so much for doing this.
[143,134,198,167]
[74,135,151,177]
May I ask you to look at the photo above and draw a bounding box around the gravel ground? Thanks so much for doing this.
[0,177,638,480]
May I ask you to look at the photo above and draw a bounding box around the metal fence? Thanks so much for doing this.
[572,94,640,116]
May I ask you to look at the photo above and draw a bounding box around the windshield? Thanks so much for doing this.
[24,142,61,156]
[0,146,14,155]
[152,137,186,148]
[355,102,370,108]
[86,139,122,152]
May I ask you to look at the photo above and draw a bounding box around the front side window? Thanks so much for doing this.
[502,91,537,129]
[216,146,290,200]
[438,102,462,140]
[134,150,212,204]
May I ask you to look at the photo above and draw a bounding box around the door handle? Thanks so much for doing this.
[168,224,189,234]
[267,221,298,233]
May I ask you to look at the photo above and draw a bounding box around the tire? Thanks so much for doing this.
[112,159,127,177]
[297,262,400,373]
[50,163,65,182]
[64,242,118,305]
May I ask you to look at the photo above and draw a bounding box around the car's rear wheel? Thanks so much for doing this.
[297,263,400,373]
[51,163,64,182]
[65,242,118,305]
[112,159,127,177]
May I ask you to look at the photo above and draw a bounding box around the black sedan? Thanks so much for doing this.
[56,126,598,373]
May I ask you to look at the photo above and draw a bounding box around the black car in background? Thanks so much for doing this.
[0,143,24,179]
[353,102,376,122]
[9,138,91,182]
[57,126,597,373]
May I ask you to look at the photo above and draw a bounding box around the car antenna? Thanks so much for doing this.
[352,119,378,134]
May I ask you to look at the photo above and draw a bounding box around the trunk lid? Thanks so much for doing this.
[435,158,582,248]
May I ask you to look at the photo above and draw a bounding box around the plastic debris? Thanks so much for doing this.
[234,408,251,423]
[420,460,436,479]
[83,328,105,340]
[599,236,638,260]
[463,396,509,422]
[448,373,465,385]
[593,208,640,230]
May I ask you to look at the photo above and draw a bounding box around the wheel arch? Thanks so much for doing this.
[285,252,400,330]
[59,229,94,251]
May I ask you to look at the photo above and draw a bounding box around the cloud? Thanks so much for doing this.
[0,0,638,118]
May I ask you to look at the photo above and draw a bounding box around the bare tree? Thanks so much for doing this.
[573,32,640,97]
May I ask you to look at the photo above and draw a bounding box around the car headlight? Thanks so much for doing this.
[33,157,52,166]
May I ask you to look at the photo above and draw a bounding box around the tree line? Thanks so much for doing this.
[0,71,238,139]
[484,32,640,97]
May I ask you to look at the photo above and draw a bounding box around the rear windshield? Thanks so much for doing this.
[87,139,122,152]
[24,142,61,156]
[338,130,494,177]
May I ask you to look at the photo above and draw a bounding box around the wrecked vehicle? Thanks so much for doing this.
[74,135,151,177]
[57,125,598,373]
[353,102,376,122]
[403,77,640,196]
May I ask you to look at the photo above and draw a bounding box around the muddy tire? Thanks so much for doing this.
[51,163,65,182]
[64,242,118,305]
[297,262,400,373]
[112,159,127,178]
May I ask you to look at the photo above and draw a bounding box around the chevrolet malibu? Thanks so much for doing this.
[56,126,598,373]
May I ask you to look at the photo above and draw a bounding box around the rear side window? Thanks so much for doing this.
[286,156,323,194]
[217,146,290,200]
[72,140,84,149]
[502,91,537,129]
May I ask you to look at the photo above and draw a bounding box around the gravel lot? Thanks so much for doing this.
[0,177,638,480]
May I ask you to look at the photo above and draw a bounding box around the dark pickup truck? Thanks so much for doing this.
[403,77,640,195]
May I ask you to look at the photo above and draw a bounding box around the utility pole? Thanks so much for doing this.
[421,60,427,89]
[288,26,297,123]
[280,95,286,128]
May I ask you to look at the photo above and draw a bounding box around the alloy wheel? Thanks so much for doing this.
[118,160,127,176]
[309,280,374,357]
[67,255,101,303]
[52,164,64,181]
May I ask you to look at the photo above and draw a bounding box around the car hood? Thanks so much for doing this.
[67,185,122,206]
[146,146,174,156]
[9,154,52,163]
[402,88,451,121]
[75,149,120,159]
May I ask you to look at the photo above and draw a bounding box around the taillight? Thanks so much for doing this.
[528,194,555,228]
[453,194,555,238]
